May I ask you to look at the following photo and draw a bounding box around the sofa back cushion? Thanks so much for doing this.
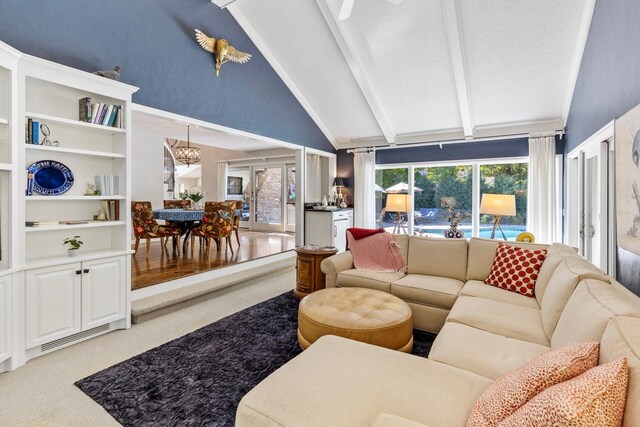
[408,237,468,282]
[535,243,577,306]
[541,255,610,340]
[465,238,550,282]
[551,279,640,349]
[600,316,640,427]
[395,234,410,265]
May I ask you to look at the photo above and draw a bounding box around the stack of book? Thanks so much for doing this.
[26,220,90,227]
[79,97,124,128]
[94,175,119,196]
[24,118,40,144]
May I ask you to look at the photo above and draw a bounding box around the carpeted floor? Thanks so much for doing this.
[76,291,436,427]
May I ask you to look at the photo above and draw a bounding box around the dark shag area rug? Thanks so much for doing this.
[76,291,436,427]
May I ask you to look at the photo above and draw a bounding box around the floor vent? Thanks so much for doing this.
[41,324,110,352]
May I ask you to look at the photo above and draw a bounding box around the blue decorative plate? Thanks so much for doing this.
[27,160,74,195]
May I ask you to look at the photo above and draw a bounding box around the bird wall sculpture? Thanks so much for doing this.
[195,29,252,77]
[93,66,121,81]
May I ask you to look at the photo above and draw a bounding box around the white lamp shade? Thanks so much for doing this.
[480,194,516,216]
[385,193,412,213]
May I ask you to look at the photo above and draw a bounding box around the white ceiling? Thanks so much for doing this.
[228,0,595,149]
[132,110,277,152]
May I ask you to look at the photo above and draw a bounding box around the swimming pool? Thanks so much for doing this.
[414,225,526,241]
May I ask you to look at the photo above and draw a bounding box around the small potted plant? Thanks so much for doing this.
[63,235,83,257]
[187,190,204,209]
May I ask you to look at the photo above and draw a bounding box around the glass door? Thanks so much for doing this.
[581,142,609,271]
[251,165,285,232]
[285,164,296,233]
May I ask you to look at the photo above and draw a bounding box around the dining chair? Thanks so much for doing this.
[191,201,235,257]
[225,199,242,246]
[162,199,193,248]
[131,201,182,256]
[163,199,192,209]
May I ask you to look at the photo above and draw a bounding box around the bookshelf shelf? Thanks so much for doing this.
[25,195,125,201]
[0,163,13,171]
[25,220,126,232]
[25,112,125,134]
[0,117,8,125]
[25,144,125,159]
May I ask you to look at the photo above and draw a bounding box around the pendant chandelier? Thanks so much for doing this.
[174,125,201,167]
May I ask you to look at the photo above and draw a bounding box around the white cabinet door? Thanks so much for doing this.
[81,256,125,330]
[0,275,10,363]
[26,264,82,348]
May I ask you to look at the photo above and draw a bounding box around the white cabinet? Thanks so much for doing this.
[26,256,125,348]
[0,275,11,363]
[82,256,125,330]
[26,264,82,348]
[304,209,353,252]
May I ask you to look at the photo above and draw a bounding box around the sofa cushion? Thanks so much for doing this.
[460,280,539,309]
[408,237,468,282]
[484,242,547,298]
[236,335,492,427]
[336,269,404,293]
[466,342,599,427]
[599,316,640,426]
[551,279,640,349]
[373,413,430,427]
[541,255,611,340]
[429,322,550,379]
[535,243,577,305]
[447,296,549,346]
[499,358,628,427]
[391,274,463,310]
[465,237,550,282]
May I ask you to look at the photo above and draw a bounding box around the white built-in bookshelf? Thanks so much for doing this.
[0,41,20,373]
[0,42,138,372]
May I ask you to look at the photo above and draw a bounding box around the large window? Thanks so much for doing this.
[479,163,528,240]
[375,159,529,240]
[414,166,472,238]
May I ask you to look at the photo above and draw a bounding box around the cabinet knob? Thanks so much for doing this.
[75,270,81,275]
[83,269,90,274]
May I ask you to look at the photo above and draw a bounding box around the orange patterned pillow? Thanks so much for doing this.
[498,358,629,427]
[485,242,547,297]
[466,342,599,427]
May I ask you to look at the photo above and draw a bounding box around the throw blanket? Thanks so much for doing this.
[347,229,406,273]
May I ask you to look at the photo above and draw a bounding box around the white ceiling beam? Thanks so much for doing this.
[227,4,340,149]
[441,0,474,138]
[315,0,397,145]
[341,118,565,150]
[561,0,597,127]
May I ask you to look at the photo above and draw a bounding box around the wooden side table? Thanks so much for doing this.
[294,246,338,300]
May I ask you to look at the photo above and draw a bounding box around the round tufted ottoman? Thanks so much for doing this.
[297,287,414,352]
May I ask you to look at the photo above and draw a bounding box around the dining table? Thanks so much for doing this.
[153,208,241,253]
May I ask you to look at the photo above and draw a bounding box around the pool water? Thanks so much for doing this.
[416,226,526,241]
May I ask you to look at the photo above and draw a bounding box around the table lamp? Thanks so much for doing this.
[385,193,412,234]
[480,194,516,240]
[333,177,346,207]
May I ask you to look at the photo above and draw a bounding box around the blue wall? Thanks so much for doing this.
[565,0,640,294]
[565,0,640,152]
[0,0,334,152]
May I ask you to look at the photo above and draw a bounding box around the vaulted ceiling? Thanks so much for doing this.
[226,0,595,150]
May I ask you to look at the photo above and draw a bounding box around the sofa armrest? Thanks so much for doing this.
[321,251,354,288]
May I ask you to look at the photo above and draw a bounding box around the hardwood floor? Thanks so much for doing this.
[132,230,296,290]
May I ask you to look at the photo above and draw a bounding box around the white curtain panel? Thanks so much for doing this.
[528,136,557,243]
[353,151,376,228]
[215,161,228,200]
[306,154,322,202]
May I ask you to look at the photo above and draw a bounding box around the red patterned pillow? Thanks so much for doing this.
[485,242,547,297]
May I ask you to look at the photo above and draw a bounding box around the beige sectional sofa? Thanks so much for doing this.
[236,237,640,427]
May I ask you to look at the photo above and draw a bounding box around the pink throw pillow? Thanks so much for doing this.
[498,358,628,427]
[485,242,547,297]
[466,342,599,427]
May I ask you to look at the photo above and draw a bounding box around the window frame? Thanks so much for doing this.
[375,156,530,238]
